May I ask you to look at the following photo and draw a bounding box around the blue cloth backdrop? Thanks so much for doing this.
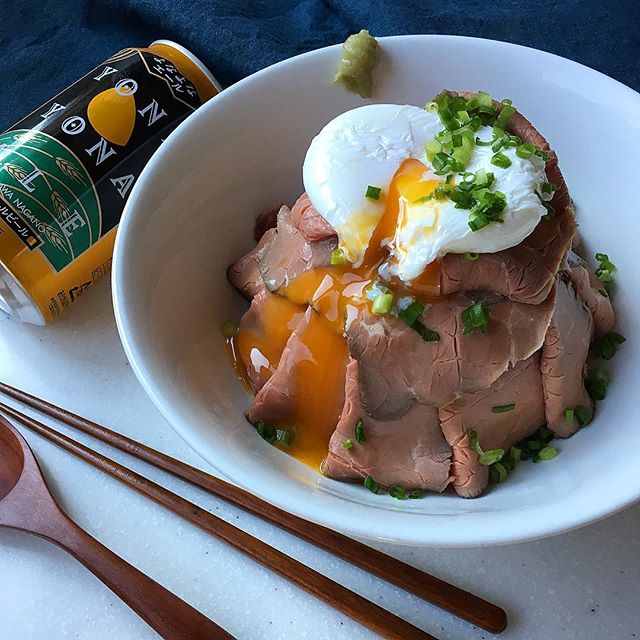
[1,0,639,130]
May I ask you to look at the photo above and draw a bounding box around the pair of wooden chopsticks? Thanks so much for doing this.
[0,381,507,639]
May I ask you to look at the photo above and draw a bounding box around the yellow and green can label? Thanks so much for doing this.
[0,43,217,322]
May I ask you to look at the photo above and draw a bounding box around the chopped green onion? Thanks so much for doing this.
[479,449,505,466]
[330,248,346,265]
[494,104,515,129]
[274,429,294,445]
[518,425,555,463]
[464,252,479,261]
[389,485,407,500]
[585,368,609,401]
[541,181,556,194]
[425,101,438,113]
[468,429,482,454]
[221,321,238,339]
[363,475,380,494]
[535,191,555,219]
[372,291,393,315]
[398,300,424,327]
[491,152,512,169]
[343,438,354,449]
[461,300,491,335]
[408,489,425,499]
[538,446,558,461]
[599,288,609,297]
[475,137,493,146]
[565,409,575,426]
[490,461,508,483]
[516,142,535,159]
[492,403,515,413]
[510,446,522,462]
[365,185,382,200]
[477,91,493,107]
[592,331,626,360]
[355,418,366,443]
[535,149,550,162]
[468,429,504,465]
[413,322,440,342]
[595,252,617,291]
[575,405,593,427]
[256,420,275,442]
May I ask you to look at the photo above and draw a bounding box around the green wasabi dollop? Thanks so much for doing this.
[333,29,380,98]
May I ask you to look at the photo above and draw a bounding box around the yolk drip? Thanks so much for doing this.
[231,158,445,470]
[277,311,349,467]
[233,294,305,389]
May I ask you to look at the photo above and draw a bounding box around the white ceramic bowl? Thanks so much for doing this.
[113,35,640,546]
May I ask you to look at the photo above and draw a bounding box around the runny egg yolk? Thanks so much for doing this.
[231,159,445,469]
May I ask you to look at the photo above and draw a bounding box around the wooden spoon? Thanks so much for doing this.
[0,414,235,640]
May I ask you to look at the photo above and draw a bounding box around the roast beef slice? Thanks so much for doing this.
[322,358,451,492]
[439,353,545,498]
[541,278,594,438]
[347,289,555,419]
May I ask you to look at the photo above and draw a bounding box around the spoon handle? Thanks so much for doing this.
[48,512,235,640]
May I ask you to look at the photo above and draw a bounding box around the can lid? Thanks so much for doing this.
[0,262,45,325]
[150,39,223,94]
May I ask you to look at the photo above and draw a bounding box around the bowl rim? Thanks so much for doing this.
[113,34,640,546]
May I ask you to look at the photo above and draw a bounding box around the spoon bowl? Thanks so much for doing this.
[0,413,233,640]
[0,421,23,500]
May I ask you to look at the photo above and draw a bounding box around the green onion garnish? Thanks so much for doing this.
[535,149,550,161]
[599,288,609,297]
[461,300,490,335]
[541,181,556,194]
[491,152,512,169]
[399,300,440,342]
[489,462,508,484]
[256,421,294,446]
[467,429,504,466]
[365,185,382,200]
[414,323,440,342]
[492,403,515,413]
[425,101,438,113]
[355,418,366,443]
[221,321,238,339]
[363,475,380,494]
[515,142,535,159]
[538,446,558,461]
[518,425,555,463]
[256,420,275,442]
[343,438,354,449]
[389,485,407,500]
[591,331,626,360]
[494,104,516,129]
[510,446,522,462]
[479,449,506,466]
[372,290,394,315]
[585,368,609,401]
[595,252,617,292]
[330,248,346,266]
[399,300,424,326]
[275,429,294,445]
[408,489,424,499]
[565,408,575,425]
[475,137,493,146]
[464,252,479,261]
[575,405,593,427]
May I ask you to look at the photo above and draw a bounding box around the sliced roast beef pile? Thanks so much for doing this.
[228,96,617,499]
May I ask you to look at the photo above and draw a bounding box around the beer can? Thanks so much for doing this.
[0,40,220,324]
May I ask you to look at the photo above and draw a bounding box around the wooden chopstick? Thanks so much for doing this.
[0,403,436,640]
[0,381,507,634]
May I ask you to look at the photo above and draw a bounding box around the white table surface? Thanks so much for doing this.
[0,280,638,640]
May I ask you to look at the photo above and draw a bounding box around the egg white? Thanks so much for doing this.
[303,104,550,281]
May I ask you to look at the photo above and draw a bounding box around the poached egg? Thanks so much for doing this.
[303,104,550,282]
